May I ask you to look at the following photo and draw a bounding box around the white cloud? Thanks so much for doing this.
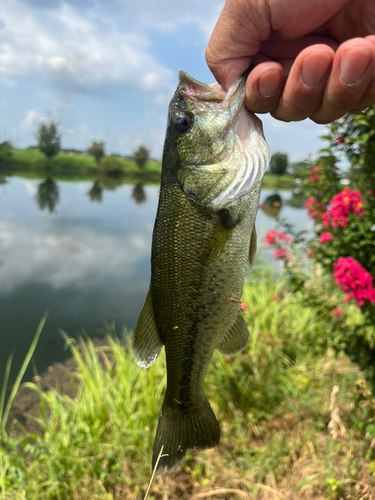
[20,109,38,130]
[0,219,150,292]
[23,180,37,196]
[0,0,175,94]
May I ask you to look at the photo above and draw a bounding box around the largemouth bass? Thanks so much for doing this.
[133,70,271,475]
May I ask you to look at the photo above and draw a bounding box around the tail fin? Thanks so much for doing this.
[152,398,220,476]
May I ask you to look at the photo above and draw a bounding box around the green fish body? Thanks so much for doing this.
[133,71,271,475]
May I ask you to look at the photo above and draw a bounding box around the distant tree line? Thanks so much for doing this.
[34,121,151,170]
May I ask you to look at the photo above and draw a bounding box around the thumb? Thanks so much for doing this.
[205,1,269,89]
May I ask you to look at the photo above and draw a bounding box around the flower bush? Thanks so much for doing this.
[264,230,293,260]
[333,257,375,306]
[264,105,375,383]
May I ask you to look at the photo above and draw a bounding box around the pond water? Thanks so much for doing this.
[0,175,313,387]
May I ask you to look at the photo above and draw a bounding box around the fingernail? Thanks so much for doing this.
[258,70,281,97]
[302,53,331,87]
[340,49,372,86]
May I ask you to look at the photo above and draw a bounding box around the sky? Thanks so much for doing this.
[0,0,327,162]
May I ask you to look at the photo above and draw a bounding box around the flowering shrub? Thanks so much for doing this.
[332,308,342,317]
[305,197,326,219]
[333,257,375,306]
[310,165,322,182]
[264,106,375,383]
[319,232,333,243]
[322,188,365,228]
[264,230,293,260]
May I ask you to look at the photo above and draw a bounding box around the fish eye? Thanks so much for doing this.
[174,112,193,134]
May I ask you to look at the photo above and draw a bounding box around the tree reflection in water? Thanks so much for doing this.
[259,193,282,218]
[36,177,60,213]
[131,183,146,204]
[285,188,307,209]
[87,180,104,203]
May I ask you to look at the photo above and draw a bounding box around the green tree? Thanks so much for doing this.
[100,155,123,176]
[36,122,61,160]
[0,144,12,168]
[133,145,149,169]
[269,152,288,176]
[88,141,105,164]
[288,160,310,178]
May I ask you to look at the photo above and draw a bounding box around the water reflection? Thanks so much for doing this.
[132,183,147,204]
[284,188,307,209]
[36,177,60,213]
[259,193,282,218]
[87,180,104,203]
[100,174,123,191]
[0,175,311,389]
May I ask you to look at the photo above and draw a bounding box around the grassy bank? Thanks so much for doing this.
[262,172,296,190]
[0,148,162,181]
[0,147,298,188]
[2,271,374,499]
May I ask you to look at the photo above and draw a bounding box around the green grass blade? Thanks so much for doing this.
[0,351,14,428]
[0,312,48,434]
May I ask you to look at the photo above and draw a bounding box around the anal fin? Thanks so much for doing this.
[133,290,163,369]
[217,311,249,356]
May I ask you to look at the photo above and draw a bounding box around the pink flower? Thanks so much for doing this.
[335,137,346,144]
[264,230,293,246]
[305,197,327,219]
[273,248,290,259]
[333,257,375,307]
[332,308,342,317]
[323,188,365,228]
[310,166,323,183]
[319,232,333,243]
[272,295,280,302]
[265,230,293,261]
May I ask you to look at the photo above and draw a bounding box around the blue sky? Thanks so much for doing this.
[0,0,326,162]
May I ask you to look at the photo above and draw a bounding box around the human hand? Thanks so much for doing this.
[206,0,375,123]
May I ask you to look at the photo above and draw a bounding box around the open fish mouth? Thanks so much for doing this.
[177,71,271,210]
[178,71,227,103]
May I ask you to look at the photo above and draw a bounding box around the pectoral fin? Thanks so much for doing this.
[201,220,234,265]
[133,290,163,369]
[217,311,249,356]
[248,225,257,268]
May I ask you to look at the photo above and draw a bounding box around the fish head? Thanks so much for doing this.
[163,71,271,210]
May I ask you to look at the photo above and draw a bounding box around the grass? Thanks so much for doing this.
[0,148,162,180]
[262,173,296,190]
[1,148,299,188]
[1,271,375,499]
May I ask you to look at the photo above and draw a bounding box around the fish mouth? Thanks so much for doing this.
[177,71,227,103]
[177,71,246,112]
